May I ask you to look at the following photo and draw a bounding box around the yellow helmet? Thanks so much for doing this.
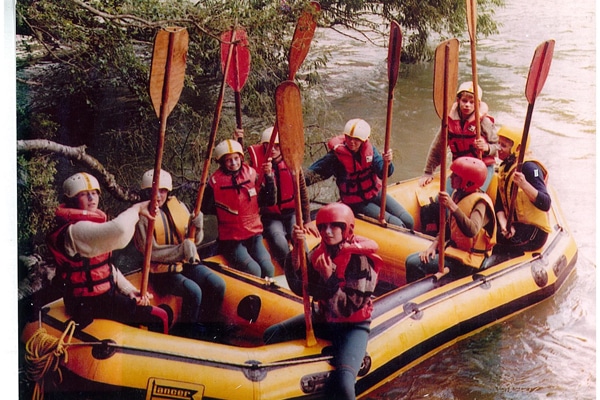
[214,139,244,161]
[260,127,278,144]
[141,169,173,191]
[497,126,527,152]
[343,118,371,142]
[457,81,483,100]
[63,172,101,198]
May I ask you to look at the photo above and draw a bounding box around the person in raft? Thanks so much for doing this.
[234,127,320,267]
[304,118,414,229]
[263,202,381,400]
[134,169,226,339]
[494,126,552,254]
[419,81,500,193]
[46,172,170,333]
[201,139,277,278]
[406,157,497,283]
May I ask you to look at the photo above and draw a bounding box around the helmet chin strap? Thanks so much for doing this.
[501,153,517,168]
[224,167,241,176]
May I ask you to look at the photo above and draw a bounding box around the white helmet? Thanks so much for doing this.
[214,139,244,161]
[141,169,173,191]
[63,172,101,198]
[260,127,278,144]
[343,118,371,142]
[457,81,483,100]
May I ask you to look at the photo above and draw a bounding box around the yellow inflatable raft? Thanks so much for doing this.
[21,176,577,399]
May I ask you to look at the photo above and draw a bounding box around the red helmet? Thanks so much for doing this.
[316,203,355,240]
[450,156,487,192]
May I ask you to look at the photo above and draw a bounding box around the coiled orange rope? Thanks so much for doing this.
[24,321,76,400]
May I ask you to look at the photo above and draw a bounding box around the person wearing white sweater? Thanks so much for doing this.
[47,172,170,333]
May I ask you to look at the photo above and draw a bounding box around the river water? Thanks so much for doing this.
[309,0,596,398]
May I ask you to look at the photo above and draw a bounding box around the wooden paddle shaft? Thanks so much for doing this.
[189,29,238,238]
[275,81,317,347]
[379,21,402,223]
[467,0,482,147]
[141,28,188,296]
[506,40,554,229]
[437,44,452,275]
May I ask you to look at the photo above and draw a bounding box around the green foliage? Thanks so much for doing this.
[17,155,59,254]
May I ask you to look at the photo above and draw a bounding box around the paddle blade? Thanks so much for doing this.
[466,0,477,42]
[433,38,460,119]
[288,1,320,80]
[149,27,189,119]
[525,39,555,104]
[221,28,251,92]
[276,81,305,171]
[387,21,403,89]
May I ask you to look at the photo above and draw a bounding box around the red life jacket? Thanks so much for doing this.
[447,102,496,166]
[209,164,263,241]
[47,205,114,297]
[328,135,381,204]
[248,143,295,215]
[309,235,382,323]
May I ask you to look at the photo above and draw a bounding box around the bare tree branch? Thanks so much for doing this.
[17,139,140,202]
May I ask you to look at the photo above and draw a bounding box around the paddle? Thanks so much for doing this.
[506,39,555,230]
[141,26,188,297]
[265,1,320,156]
[276,80,317,347]
[466,0,482,158]
[432,38,459,274]
[188,29,238,239]
[221,27,250,145]
[378,21,402,224]
[287,1,321,81]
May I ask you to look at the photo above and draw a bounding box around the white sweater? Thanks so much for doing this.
[63,205,142,296]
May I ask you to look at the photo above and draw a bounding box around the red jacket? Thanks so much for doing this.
[308,236,382,323]
[47,205,114,297]
[209,165,264,241]
[328,135,381,204]
[447,103,496,166]
[248,144,295,215]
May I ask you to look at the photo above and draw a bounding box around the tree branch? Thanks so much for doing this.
[17,139,140,202]
[67,0,210,35]
[68,0,161,28]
